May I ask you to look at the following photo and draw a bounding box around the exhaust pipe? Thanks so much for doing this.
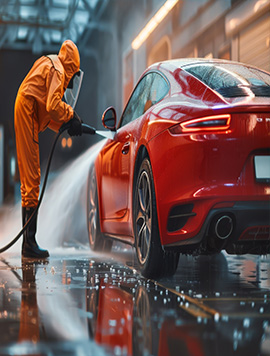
[215,215,233,240]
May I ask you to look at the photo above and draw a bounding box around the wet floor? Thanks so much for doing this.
[0,246,270,356]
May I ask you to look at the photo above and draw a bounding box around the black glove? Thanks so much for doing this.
[67,111,82,136]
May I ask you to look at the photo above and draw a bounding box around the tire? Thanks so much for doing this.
[133,158,179,279]
[87,167,112,252]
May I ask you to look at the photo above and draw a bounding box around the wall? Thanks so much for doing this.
[0,126,3,204]
[0,50,35,202]
[116,0,269,103]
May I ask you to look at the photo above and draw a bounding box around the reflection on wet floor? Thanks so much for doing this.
[0,249,270,356]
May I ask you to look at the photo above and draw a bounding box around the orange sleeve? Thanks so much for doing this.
[48,120,62,132]
[46,69,74,124]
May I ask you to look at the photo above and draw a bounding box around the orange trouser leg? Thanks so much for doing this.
[14,95,40,208]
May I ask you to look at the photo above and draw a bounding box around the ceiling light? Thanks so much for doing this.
[132,0,179,50]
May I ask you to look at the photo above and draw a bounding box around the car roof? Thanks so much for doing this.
[148,58,251,71]
[146,58,270,106]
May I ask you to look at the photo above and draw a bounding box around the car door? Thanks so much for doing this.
[100,73,156,222]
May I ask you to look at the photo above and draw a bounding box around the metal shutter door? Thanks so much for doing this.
[239,12,270,72]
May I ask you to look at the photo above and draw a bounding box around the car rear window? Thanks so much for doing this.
[183,63,270,98]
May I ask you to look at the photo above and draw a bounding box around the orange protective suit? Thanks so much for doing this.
[14,40,80,208]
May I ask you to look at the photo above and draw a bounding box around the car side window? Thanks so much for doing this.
[120,74,152,127]
[120,72,169,128]
[148,72,169,109]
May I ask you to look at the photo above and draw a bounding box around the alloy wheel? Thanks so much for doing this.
[135,170,152,265]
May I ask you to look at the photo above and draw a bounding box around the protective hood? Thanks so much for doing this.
[58,40,80,89]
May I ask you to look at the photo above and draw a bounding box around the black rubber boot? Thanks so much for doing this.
[22,207,49,258]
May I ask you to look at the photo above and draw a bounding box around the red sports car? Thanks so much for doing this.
[87,58,270,278]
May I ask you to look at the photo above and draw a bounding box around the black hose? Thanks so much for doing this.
[0,130,62,253]
[0,123,96,254]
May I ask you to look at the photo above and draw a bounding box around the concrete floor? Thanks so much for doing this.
[0,246,270,356]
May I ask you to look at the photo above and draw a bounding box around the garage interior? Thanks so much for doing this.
[0,1,270,355]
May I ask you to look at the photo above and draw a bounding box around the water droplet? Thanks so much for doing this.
[109,319,117,327]
[114,346,122,356]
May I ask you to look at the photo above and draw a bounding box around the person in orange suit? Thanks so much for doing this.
[14,39,82,258]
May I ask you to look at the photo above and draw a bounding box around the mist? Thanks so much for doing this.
[0,140,105,255]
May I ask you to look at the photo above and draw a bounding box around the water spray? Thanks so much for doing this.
[0,123,103,254]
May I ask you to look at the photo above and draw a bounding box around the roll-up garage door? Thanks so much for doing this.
[239,12,270,72]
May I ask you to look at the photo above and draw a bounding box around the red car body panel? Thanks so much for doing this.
[149,111,270,246]
[94,59,270,251]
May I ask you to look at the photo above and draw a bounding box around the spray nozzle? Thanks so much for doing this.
[59,122,96,135]
[82,123,96,135]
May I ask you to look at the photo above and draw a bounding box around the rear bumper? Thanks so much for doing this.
[164,200,270,254]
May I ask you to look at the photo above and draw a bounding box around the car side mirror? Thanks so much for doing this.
[102,107,117,131]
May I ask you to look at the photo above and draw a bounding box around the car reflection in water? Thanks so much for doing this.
[85,255,269,356]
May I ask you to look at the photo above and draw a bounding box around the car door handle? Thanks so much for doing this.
[122,141,130,155]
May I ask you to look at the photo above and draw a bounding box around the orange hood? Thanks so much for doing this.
[58,40,80,88]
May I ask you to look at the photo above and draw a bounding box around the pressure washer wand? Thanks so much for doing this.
[82,123,96,135]
[58,122,95,135]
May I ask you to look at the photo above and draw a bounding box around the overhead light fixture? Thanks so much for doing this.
[132,0,179,50]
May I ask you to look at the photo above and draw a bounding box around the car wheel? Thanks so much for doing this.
[87,167,112,252]
[134,158,179,278]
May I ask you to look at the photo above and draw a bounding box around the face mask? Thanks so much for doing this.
[64,69,84,109]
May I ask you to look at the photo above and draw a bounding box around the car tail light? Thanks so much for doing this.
[169,114,231,134]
